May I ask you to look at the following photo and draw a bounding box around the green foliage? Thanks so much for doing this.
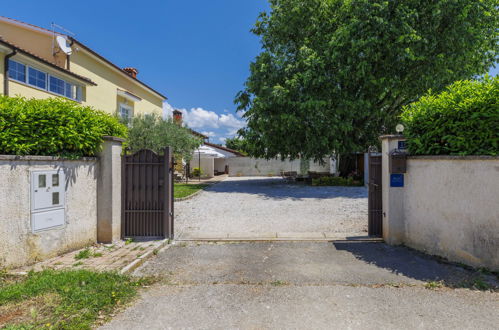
[312,176,363,186]
[126,114,202,161]
[236,0,499,161]
[74,249,91,260]
[401,77,499,155]
[0,96,127,157]
[225,137,248,155]
[191,167,202,177]
[0,269,148,329]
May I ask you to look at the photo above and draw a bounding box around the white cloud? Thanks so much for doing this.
[162,101,174,119]
[181,107,220,129]
[201,131,217,137]
[167,104,247,144]
[219,114,245,129]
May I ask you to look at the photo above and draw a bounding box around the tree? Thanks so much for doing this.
[225,137,249,155]
[236,0,499,161]
[126,114,202,161]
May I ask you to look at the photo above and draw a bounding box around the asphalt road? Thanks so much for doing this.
[101,241,499,330]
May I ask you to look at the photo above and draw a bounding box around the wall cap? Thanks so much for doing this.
[102,136,125,143]
[379,134,405,140]
[408,155,498,160]
[0,155,97,162]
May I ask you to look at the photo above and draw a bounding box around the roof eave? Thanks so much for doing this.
[70,37,168,100]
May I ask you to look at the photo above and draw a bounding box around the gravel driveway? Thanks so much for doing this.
[176,177,367,238]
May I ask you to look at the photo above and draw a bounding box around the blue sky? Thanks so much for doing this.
[2,1,497,144]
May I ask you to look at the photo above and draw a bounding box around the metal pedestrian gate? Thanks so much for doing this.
[368,154,382,236]
[122,148,174,239]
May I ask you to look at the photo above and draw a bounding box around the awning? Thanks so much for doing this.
[117,88,142,102]
[193,145,225,158]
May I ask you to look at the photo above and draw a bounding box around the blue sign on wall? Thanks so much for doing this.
[390,174,404,187]
[398,140,407,150]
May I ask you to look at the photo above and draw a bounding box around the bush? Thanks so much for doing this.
[191,167,202,177]
[400,77,499,156]
[311,176,363,186]
[0,96,127,157]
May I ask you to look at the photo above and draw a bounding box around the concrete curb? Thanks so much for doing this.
[119,239,171,274]
[176,232,383,242]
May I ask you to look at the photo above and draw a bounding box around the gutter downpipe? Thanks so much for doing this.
[4,49,17,96]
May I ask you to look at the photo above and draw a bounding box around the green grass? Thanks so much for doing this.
[174,183,209,199]
[74,249,91,260]
[0,269,151,329]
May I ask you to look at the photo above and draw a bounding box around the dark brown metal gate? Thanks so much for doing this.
[368,154,382,236]
[122,148,174,239]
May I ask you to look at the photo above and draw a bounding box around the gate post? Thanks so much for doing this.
[163,147,174,239]
[97,136,124,243]
[380,134,406,244]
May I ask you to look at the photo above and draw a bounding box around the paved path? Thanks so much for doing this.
[176,177,368,239]
[102,241,499,329]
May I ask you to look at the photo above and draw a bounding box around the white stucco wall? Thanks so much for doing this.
[190,158,215,178]
[402,156,499,270]
[227,157,330,177]
[214,158,227,173]
[0,156,98,268]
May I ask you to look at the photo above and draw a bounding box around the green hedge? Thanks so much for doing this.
[311,176,363,186]
[400,77,498,156]
[0,96,127,157]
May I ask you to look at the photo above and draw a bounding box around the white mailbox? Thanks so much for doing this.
[31,170,65,231]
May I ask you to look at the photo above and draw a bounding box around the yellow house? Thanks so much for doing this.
[0,16,166,119]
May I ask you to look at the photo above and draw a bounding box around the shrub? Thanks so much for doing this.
[0,96,127,157]
[311,176,363,186]
[400,77,499,156]
[191,167,202,177]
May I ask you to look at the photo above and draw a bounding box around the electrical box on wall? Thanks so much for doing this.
[389,150,407,173]
[31,170,65,232]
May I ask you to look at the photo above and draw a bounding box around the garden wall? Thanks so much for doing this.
[0,156,98,268]
[227,157,331,177]
[0,138,123,269]
[402,156,499,270]
[381,136,499,271]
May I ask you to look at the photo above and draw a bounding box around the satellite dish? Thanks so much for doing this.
[56,35,72,55]
[396,124,405,133]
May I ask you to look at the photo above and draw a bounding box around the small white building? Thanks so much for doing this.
[189,142,243,178]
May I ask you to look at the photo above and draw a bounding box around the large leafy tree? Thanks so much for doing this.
[127,114,202,161]
[236,0,499,161]
[225,137,249,155]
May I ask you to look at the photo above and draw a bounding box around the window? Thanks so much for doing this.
[7,59,81,101]
[119,103,132,122]
[52,174,59,187]
[8,60,26,82]
[28,67,47,89]
[38,174,46,188]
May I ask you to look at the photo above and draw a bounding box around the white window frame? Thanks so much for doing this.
[8,59,26,83]
[28,66,47,90]
[119,103,132,123]
[7,59,82,102]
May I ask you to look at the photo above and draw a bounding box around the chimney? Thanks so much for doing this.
[173,109,183,125]
[123,67,138,78]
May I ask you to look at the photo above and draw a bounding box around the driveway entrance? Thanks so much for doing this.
[175,177,368,240]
